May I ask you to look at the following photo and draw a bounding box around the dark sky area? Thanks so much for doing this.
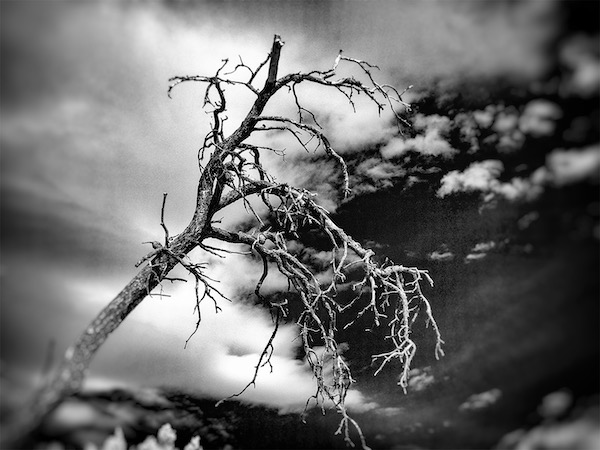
[1,1,598,449]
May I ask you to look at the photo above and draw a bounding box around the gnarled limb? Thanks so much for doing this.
[4,35,440,450]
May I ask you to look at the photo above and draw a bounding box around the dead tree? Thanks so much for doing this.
[4,35,444,449]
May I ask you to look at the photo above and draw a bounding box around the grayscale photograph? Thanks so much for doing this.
[1,1,599,449]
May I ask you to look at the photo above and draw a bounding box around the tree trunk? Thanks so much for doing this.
[2,35,286,449]
[3,187,214,448]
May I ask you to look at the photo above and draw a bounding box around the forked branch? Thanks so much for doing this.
[207,180,444,447]
[5,35,438,450]
[162,39,428,449]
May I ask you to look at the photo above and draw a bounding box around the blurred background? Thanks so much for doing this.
[1,1,598,449]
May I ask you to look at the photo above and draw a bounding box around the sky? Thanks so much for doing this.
[1,0,599,446]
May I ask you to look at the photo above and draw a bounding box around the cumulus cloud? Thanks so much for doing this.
[437,160,544,202]
[455,104,526,154]
[546,145,600,186]
[519,100,563,138]
[320,103,397,153]
[347,158,407,196]
[381,114,458,159]
[493,107,521,134]
[493,106,526,153]
[473,106,496,129]
[437,144,599,212]
[438,160,503,196]
[453,112,481,153]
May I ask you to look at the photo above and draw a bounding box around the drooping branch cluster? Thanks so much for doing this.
[206,180,444,448]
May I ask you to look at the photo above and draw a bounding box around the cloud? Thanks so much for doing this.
[537,390,573,420]
[459,388,502,411]
[88,295,319,411]
[518,211,540,230]
[464,253,488,262]
[546,145,600,186]
[464,241,497,262]
[559,33,600,98]
[455,104,526,154]
[436,143,599,213]
[519,100,563,138]
[454,112,481,153]
[361,0,559,85]
[494,177,543,201]
[87,290,374,413]
[471,241,496,253]
[428,251,455,262]
[473,107,496,129]
[492,107,520,134]
[438,160,503,196]
[322,103,397,153]
[428,244,455,262]
[406,367,436,392]
[381,114,458,159]
[493,106,526,153]
[437,160,543,202]
[347,158,407,196]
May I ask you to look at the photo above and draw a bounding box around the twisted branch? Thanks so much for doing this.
[8,36,436,450]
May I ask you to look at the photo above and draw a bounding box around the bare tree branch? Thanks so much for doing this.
[5,35,439,450]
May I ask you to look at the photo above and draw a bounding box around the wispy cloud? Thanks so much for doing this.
[464,241,498,263]
[459,388,502,411]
